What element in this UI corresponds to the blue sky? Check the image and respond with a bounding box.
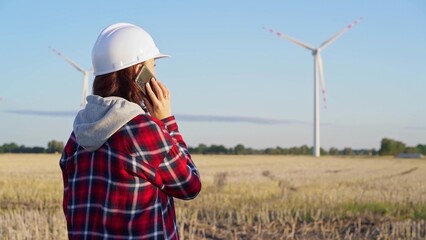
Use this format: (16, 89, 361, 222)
(0, 0, 425, 150)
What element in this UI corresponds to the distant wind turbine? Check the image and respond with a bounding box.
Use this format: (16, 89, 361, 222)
(50, 47, 91, 107)
(264, 18, 362, 157)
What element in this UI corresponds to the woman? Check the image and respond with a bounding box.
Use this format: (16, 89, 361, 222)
(59, 23, 201, 240)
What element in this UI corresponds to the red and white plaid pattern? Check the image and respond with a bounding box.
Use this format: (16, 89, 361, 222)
(60, 115, 201, 239)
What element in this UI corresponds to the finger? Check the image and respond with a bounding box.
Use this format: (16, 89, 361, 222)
(150, 78, 164, 99)
(155, 80, 169, 98)
(146, 82, 159, 104)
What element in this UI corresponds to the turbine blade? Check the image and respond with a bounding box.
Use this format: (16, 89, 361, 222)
(316, 53, 327, 109)
(50, 46, 87, 73)
(80, 74, 90, 107)
(263, 27, 315, 51)
(318, 17, 362, 50)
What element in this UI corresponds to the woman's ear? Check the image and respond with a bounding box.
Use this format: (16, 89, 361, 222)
(134, 63, 143, 75)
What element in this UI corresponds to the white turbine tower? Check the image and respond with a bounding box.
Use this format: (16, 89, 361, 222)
(50, 47, 91, 107)
(264, 18, 362, 157)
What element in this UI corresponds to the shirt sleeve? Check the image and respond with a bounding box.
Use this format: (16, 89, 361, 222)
(128, 115, 201, 200)
(59, 134, 77, 217)
(59, 151, 69, 216)
(159, 116, 201, 199)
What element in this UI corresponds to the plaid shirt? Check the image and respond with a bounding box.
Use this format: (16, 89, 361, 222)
(60, 115, 201, 240)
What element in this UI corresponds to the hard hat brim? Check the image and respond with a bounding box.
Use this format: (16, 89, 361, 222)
(153, 54, 170, 60)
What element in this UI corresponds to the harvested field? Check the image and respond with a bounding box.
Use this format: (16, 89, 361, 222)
(0, 154, 425, 239)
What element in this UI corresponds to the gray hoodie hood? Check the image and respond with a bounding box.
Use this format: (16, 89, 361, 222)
(73, 95, 145, 152)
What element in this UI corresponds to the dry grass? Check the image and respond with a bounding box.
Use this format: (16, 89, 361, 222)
(0, 154, 425, 239)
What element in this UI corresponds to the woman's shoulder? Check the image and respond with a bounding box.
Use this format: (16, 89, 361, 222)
(109, 114, 172, 153)
(126, 114, 166, 129)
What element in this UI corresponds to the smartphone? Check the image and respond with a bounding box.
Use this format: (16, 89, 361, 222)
(135, 65, 155, 96)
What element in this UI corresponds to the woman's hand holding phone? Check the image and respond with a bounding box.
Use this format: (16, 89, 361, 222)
(143, 78, 172, 120)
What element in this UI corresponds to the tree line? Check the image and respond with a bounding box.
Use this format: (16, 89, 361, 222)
(0, 140, 64, 154)
(189, 138, 426, 156)
(0, 138, 424, 156)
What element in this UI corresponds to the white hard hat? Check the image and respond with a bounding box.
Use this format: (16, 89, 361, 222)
(92, 23, 169, 76)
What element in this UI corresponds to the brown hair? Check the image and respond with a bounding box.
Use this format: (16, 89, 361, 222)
(93, 64, 144, 104)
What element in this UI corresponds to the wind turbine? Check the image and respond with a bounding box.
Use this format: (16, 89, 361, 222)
(264, 18, 362, 157)
(50, 47, 91, 107)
